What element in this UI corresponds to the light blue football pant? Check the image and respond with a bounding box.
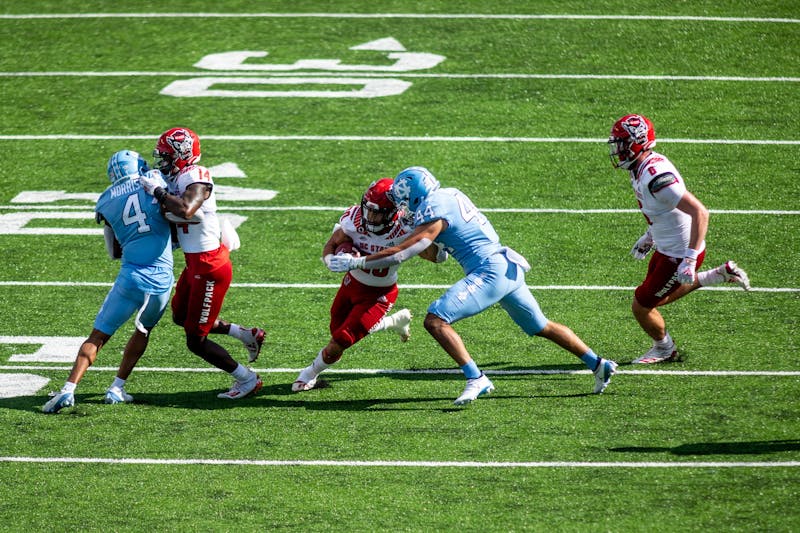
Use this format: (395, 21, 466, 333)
(94, 276, 171, 336)
(427, 251, 548, 335)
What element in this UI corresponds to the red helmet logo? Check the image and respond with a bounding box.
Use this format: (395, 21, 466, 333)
(608, 114, 656, 169)
(154, 127, 201, 176)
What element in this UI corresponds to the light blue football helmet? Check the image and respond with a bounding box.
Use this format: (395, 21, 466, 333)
(390, 166, 440, 212)
(107, 149, 149, 183)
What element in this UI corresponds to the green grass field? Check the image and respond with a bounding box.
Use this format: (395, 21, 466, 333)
(1, 2, 799, 531)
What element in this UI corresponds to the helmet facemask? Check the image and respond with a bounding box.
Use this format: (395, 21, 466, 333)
(361, 178, 398, 235)
(153, 127, 201, 177)
(608, 115, 656, 170)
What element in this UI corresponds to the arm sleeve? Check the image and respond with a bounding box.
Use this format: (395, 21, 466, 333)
(103, 225, 121, 259)
(362, 238, 432, 269)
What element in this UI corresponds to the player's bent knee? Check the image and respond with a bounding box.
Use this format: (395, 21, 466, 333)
(331, 330, 355, 350)
(186, 335, 206, 355)
(423, 313, 447, 334)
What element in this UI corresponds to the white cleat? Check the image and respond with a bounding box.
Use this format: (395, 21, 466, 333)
(291, 366, 319, 392)
(218, 373, 262, 399)
(242, 327, 266, 363)
(453, 373, 495, 406)
(632, 343, 679, 364)
(593, 358, 618, 394)
(104, 386, 134, 404)
(42, 391, 75, 414)
(391, 309, 413, 342)
(722, 261, 751, 291)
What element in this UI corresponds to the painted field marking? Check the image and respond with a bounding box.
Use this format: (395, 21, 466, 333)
(1, 72, 797, 83)
(0, 281, 795, 292)
(0, 14, 797, 23)
(3, 365, 799, 377)
(0, 134, 798, 145)
(0, 456, 797, 468)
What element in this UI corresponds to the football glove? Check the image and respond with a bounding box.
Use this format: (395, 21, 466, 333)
(327, 253, 366, 273)
(138, 172, 162, 196)
(322, 254, 334, 269)
(631, 230, 654, 260)
(676, 257, 697, 285)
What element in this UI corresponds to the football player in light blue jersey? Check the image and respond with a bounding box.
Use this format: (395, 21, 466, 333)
(43, 150, 174, 413)
(328, 166, 617, 405)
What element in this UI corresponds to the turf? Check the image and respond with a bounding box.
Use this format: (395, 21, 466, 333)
(0, 2, 798, 531)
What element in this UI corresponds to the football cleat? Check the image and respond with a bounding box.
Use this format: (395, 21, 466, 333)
(593, 359, 618, 394)
(453, 373, 494, 406)
(104, 386, 134, 404)
(291, 377, 318, 392)
(217, 373, 262, 400)
(722, 261, 751, 291)
(292, 366, 319, 392)
(632, 343, 679, 364)
(391, 309, 413, 342)
(42, 391, 75, 414)
(242, 327, 266, 363)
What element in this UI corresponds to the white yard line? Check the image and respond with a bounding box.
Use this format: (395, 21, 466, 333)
(3, 365, 799, 376)
(0, 281, 795, 292)
(0, 134, 798, 144)
(0, 13, 797, 23)
(1, 72, 797, 83)
(0, 456, 797, 468)
(3, 205, 798, 215)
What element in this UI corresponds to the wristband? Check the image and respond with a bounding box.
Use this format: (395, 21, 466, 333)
(684, 248, 700, 260)
(154, 187, 168, 203)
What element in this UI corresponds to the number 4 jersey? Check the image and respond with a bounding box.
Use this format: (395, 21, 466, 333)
(94, 172, 173, 292)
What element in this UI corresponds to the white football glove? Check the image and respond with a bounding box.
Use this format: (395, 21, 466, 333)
(327, 253, 366, 273)
(676, 257, 697, 285)
(322, 254, 334, 269)
(138, 172, 162, 196)
(630, 230, 654, 260)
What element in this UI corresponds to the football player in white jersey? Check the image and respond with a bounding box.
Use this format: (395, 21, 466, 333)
(609, 114, 751, 363)
(292, 178, 437, 392)
(140, 127, 265, 399)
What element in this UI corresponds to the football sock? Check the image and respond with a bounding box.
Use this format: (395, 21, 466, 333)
(655, 332, 674, 350)
(579, 351, 601, 370)
(62, 381, 77, 393)
(370, 316, 391, 333)
(110, 377, 126, 390)
(228, 323, 242, 339)
(460, 360, 482, 380)
(311, 350, 331, 374)
(231, 364, 251, 381)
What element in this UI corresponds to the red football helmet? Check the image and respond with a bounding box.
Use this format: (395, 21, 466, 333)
(153, 127, 201, 177)
(608, 114, 656, 169)
(361, 178, 398, 235)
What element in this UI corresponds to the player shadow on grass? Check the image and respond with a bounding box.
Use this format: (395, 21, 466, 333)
(609, 440, 800, 456)
(1, 385, 465, 413)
